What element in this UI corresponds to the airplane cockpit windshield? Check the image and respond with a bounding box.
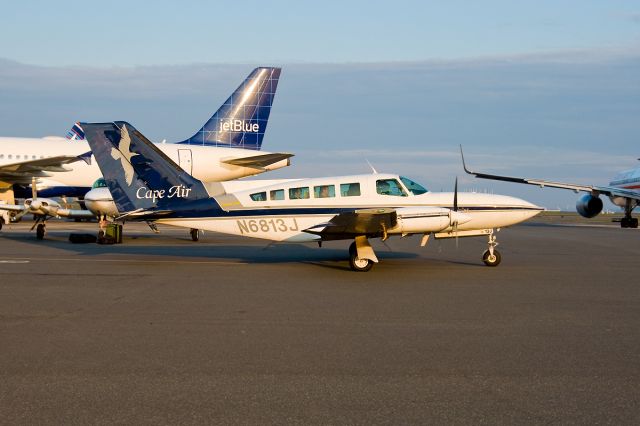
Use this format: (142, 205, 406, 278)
(376, 179, 407, 196)
(92, 178, 108, 189)
(400, 176, 428, 195)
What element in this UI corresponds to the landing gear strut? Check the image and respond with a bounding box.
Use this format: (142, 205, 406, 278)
(36, 223, 46, 240)
(349, 241, 374, 272)
(482, 231, 501, 267)
(620, 200, 639, 228)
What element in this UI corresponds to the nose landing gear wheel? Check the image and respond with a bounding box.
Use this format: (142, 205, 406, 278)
(348, 241, 374, 272)
(36, 223, 46, 240)
(482, 249, 501, 267)
(190, 228, 199, 241)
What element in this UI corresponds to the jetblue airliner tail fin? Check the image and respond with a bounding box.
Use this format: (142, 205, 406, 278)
(176, 67, 281, 150)
(82, 121, 214, 214)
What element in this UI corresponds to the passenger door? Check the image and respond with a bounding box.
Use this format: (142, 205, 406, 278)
(177, 149, 193, 175)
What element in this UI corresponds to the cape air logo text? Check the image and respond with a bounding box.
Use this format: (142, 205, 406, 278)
(136, 185, 192, 203)
(219, 119, 259, 133)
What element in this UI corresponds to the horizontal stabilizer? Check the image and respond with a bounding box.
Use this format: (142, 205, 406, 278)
(222, 152, 293, 168)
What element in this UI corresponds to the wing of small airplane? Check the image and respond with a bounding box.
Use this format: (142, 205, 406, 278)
(0, 154, 90, 184)
(460, 147, 640, 201)
(221, 152, 293, 169)
(303, 208, 398, 239)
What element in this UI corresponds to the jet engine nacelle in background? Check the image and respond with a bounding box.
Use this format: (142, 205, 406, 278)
(576, 194, 603, 218)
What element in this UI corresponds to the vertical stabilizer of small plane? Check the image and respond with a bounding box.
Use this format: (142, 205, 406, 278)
(65, 122, 85, 141)
(176, 67, 281, 150)
(82, 121, 215, 214)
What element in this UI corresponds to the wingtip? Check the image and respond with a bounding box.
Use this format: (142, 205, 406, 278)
(459, 145, 472, 174)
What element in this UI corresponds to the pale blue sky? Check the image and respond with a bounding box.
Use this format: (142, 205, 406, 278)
(1, 1, 639, 66)
(1, 1, 640, 210)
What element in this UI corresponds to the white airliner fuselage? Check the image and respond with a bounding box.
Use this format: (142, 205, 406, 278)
(0, 136, 290, 194)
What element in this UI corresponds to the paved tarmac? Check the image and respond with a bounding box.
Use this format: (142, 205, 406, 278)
(1, 220, 639, 425)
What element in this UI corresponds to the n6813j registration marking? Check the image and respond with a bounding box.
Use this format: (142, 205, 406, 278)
(237, 218, 299, 234)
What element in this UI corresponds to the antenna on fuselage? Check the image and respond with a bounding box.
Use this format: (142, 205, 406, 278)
(365, 159, 378, 174)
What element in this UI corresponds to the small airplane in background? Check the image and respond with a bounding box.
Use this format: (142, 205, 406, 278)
(460, 147, 640, 228)
(0, 178, 93, 238)
(82, 121, 542, 271)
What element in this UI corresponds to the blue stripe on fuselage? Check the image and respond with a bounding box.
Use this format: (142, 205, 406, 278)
(13, 185, 91, 199)
(140, 204, 541, 220)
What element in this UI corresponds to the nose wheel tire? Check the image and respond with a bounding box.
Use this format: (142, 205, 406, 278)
(36, 223, 46, 240)
(190, 228, 199, 241)
(349, 242, 374, 272)
(482, 249, 501, 267)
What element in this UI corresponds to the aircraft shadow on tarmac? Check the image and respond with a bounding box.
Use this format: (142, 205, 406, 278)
(0, 230, 421, 269)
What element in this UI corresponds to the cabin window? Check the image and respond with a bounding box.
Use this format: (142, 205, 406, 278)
(314, 185, 335, 198)
(0, 154, 3, 159)
(32, 155, 36, 159)
(289, 187, 310, 199)
(340, 183, 361, 197)
(250, 191, 267, 201)
(376, 179, 407, 196)
(400, 176, 428, 195)
(270, 189, 284, 200)
(8, 155, 12, 159)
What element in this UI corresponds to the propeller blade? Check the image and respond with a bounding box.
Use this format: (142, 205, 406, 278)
(31, 177, 37, 199)
(453, 177, 458, 212)
(453, 177, 459, 247)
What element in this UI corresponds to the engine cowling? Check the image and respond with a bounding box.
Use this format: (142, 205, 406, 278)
(576, 194, 603, 218)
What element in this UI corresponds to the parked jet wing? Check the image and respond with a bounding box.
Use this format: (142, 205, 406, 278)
(0, 154, 89, 184)
(461, 147, 640, 201)
(222, 152, 293, 169)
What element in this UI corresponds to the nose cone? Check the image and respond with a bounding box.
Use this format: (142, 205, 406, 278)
(84, 188, 118, 217)
(455, 193, 543, 230)
(29, 199, 42, 212)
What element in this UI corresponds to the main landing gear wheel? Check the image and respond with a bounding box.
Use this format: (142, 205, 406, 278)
(190, 228, 199, 241)
(482, 249, 501, 267)
(621, 217, 639, 228)
(348, 242, 373, 272)
(36, 223, 46, 240)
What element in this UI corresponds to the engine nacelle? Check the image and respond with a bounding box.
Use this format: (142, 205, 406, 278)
(576, 194, 603, 218)
(395, 207, 471, 234)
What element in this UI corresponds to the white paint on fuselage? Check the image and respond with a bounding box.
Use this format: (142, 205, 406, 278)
(0, 136, 289, 190)
(157, 173, 543, 243)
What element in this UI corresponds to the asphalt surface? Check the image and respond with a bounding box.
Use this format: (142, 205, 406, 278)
(1, 220, 639, 425)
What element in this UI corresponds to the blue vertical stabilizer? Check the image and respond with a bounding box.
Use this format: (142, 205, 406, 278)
(176, 67, 281, 150)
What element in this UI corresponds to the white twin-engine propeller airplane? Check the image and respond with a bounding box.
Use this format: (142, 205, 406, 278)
(461, 147, 640, 228)
(0, 177, 94, 237)
(83, 121, 542, 271)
